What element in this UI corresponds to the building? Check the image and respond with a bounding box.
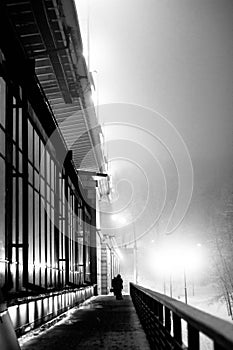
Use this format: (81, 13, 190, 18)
(0, 0, 119, 337)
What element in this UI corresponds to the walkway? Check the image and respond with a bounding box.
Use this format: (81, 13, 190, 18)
(19, 295, 150, 350)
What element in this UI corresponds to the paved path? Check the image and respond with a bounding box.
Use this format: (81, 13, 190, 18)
(20, 295, 150, 350)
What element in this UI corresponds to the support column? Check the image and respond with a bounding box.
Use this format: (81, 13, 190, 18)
(100, 241, 108, 295)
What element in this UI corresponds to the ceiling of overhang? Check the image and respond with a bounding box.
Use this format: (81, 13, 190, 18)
(6, 0, 104, 172)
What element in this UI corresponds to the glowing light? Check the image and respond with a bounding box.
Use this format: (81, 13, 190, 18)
(82, 49, 89, 65)
(28, 302, 35, 324)
(90, 89, 97, 106)
(111, 214, 127, 225)
(111, 214, 118, 221)
(24, 326, 32, 333)
(37, 263, 47, 270)
(115, 248, 123, 260)
(8, 305, 19, 327)
(150, 241, 206, 277)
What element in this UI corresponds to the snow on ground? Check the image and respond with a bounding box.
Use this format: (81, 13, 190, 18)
(142, 281, 233, 349)
(176, 284, 233, 350)
(141, 280, 232, 321)
(177, 284, 232, 322)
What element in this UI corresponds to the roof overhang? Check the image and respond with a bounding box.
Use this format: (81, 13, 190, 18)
(5, 0, 105, 173)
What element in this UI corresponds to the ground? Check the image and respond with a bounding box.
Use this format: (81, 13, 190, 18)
(19, 295, 150, 350)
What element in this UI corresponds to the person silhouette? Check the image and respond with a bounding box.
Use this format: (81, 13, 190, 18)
(114, 274, 123, 300)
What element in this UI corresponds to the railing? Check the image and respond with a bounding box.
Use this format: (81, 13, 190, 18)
(130, 283, 233, 350)
(7, 285, 94, 337)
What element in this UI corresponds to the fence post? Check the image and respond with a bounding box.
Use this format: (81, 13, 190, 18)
(214, 343, 226, 350)
(188, 324, 199, 350)
(173, 313, 182, 345)
(165, 307, 171, 333)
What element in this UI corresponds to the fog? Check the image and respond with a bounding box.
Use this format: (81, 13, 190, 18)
(77, 0, 233, 302)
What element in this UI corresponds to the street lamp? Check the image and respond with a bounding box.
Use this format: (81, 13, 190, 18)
(152, 241, 205, 303)
(184, 267, 188, 304)
(133, 221, 138, 284)
(169, 273, 173, 298)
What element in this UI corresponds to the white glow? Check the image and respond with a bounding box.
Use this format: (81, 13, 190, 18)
(111, 214, 118, 221)
(111, 214, 127, 225)
(115, 248, 123, 260)
(37, 263, 47, 270)
(82, 49, 89, 66)
(90, 89, 97, 105)
(150, 241, 206, 277)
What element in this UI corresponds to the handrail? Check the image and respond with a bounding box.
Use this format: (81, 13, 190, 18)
(130, 283, 233, 350)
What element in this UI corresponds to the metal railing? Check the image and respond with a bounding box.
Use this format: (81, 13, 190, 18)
(7, 285, 94, 337)
(130, 283, 233, 350)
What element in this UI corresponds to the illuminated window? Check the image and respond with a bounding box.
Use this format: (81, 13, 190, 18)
(0, 69, 95, 294)
(0, 77, 6, 286)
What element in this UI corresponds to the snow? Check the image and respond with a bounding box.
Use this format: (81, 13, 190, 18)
(176, 284, 233, 350)
(143, 281, 233, 349)
(177, 284, 232, 322)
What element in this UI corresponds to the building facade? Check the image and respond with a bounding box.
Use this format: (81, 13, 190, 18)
(0, 0, 119, 337)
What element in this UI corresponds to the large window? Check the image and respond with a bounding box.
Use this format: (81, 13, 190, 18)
(84, 208, 91, 282)
(58, 171, 66, 286)
(0, 77, 6, 288)
(11, 92, 24, 291)
(0, 69, 93, 295)
(27, 117, 58, 289)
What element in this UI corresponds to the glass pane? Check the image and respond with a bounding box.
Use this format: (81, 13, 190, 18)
(18, 248, 23, 290)
(40, 198, 45, 266)
(0, 77, 6, 127)
(47, 203, 51, 268)
(46, 151, 50, 185)
(85, 246, 90, 274)
(34, 131, 39, 170)
(18, 108, 22, 150)
(28, 186, 34, 283)
(12, 144, 16, 169)
(18, 178, 23, 243)
(28, 163, 33, 184)
(51, 160, 54, 191)
(35, 171, 39, 191)
(40, 141, 45, 178)
(34, 192, 40, 268)
(28, 120, 33, 162)
(78, 238, 83, 265)
(12, 248, 17, 292)
(12, 98, 16, 142)
(51, 190, 54, 208)
(40, 177, 45, 197)
(47, 185, 50, 203)
(18, 151, 23, 173)
(0, 128, 5, 156)
(51, 208, 55, 285)
(12, 178, 16, 244)
(0, 158, 5, 261)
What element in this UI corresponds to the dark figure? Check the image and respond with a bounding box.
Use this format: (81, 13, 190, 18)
(114, 274, 123, 300)
(111, 277, 117, 296)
